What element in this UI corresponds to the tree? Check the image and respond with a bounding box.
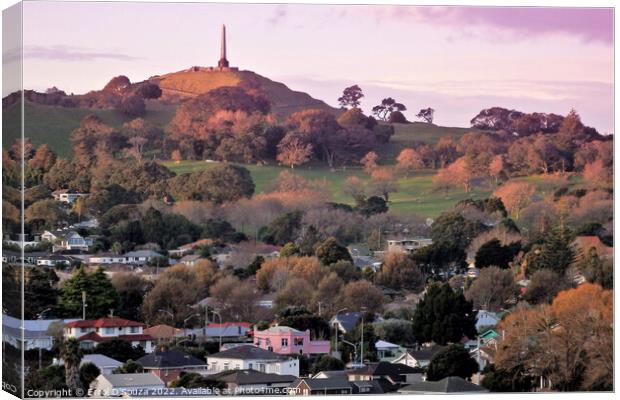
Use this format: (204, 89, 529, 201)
(427, 344, 479, 381)
(583, 159, 612, 189)
(111, 273, 152, 321)
(24, 268, 59, 319)
(61, 338, 83, 393)
(412, 283, 477, 345)
(311, 355, 345, 374)
(25, 199, 65, 230)
(276, 136, 313, 169)
(136, 83, 162, 99)
(375, 252, 424, 291)
(493, 182, 535, 220)
(274, 278, 314, 311)
(259, 211, 303, 246)
(474, 239, 519, 269)
(58, 266, 120, 319)
(355, 196, 388, 217)
(95, 340, 146, 363)
(202, 164, 255, 204)
(360, 151, 379, 173)
(113, 359, 143, 374)
(372, 97, 406, 122)
(338, 85, 364, 109)
(369, 168, 397, 201)
(523, 269, 566, 305)
(579, 247, 612, 290)
(416, 107, 435, 124)
(465, 267, 516, 311)
(28, 144, 57, 172)
(171, 149, 182, 163)
(433, 157, 475, 192)
(209, 275, 258, 321)
(278, 306, 331, 339)
(342, 280, 384, 314)
(489, 155, 505, 185)
(526, 224, 575, 276)
(79, 362, 101, 390)
(314, 273, 344, 316)
(396, 148, 424, 176)
(315, 237, 353, 266)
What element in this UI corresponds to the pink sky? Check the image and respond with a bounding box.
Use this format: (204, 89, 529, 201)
(4, 2, 614, 132)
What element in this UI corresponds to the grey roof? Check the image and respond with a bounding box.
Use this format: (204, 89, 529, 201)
(208, 345, 290, 361)
(82, 354, 123, 369)
(350, 380, 385, 394)
(331, 312, 363, 332)
(138, 349, 206, 369)
(123, 250, 162, 258)
(312, 370, 348, 379)
(410, 345, 442, 361)
(211, 369, 296, 385)
(399, 377, 488, 393)
(291, 377, 353, 391)
(2, 314, 80, 339)
(102, 373, 165, 388)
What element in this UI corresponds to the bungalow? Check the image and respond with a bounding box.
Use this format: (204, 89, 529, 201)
(42, 230, 95, 252)
(88, 254, 129, 265)
(89, 373, 165, 397)
(2, 250, 49, 265)
(253, 326, 330, 356)
(137, 349, 207, 385)
(386, 238, 433, 254)
(64, 317, 156, 353)
(168, 239, 213, 257)
(36, 254, 74, 267)
(206, 345, 300, 377)
(52, 189, 88, 204)
(176, 322, 252, 344)
(398, 376, 488, 394)
(210, 369, 296, 395)
(122, 250, 163, 265)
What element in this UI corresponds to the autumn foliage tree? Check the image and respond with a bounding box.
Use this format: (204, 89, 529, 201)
(276, 135, 313, 169)
(396, 148, 424, 176)
(493, 182, 535, 220)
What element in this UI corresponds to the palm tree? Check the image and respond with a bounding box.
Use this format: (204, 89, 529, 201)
(61, 338, 83, 392)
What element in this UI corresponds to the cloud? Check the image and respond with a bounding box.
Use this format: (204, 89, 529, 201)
(371, 6, 613, 44)
(3, 45, 139, 63)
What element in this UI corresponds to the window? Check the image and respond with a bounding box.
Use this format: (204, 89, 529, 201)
(259, 364, 266, 373)
(130, 327, 140, 333)
(294, 337, 304, 346)
(281, 338, 288, 347)
(248, 363, 253, 370)
(103, 327, 115, 334)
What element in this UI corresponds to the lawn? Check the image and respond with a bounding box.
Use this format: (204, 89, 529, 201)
(162, 160, 491, 218)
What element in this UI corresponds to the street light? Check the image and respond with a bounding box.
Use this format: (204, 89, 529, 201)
(183, 314, 201, 341)
(333, 308, 348, 357)
(360, 307, 367, 365)
(340, 339, 357, 367)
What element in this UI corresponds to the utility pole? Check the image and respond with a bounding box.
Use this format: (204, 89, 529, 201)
(360, 307, 367, 365)
(317, 302, 322, 317)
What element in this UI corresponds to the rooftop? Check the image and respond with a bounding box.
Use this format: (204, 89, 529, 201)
(101, 373, 165, 388)
(208, 345, 290, 361)
(138, 349, 206, 369)
(211, 369, 296, 385)
(65, 317, 143, 328)
(399, 376, 488, 393)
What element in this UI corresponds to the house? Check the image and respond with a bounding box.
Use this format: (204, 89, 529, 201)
(2, 250, 49, 265)
(288, 377, 353, 395)
(375, 340, 405, 360)
(88, 254, 130, 265)
(346, 361, 423, 390)
(386, 238, 433, 254)
(398, 376, 488, 394)
(210, 369, 296, 395)
(476, 310, 500, 331)
(122, 250, 164, 265)
(137, 349, 207, 385)
(2, 314, 79, 350)
(144, 324, 182, 342)
(206, 345, 299, 377)
(179, 254, 205, 267)
(390, 351, 419, 368)
(177, 322, 252, 344)
(89, 373, 165, 397)
(64, 317, 156, 353)
(36, 254, 74, 267)
(56, 354, 123, 375)
(41, 230, 95, 252)
(400, 345, 442, 368)
(311, 370, 348, 379)
(329, 312, 363, 334)
(253, 326, 330, 356)
(168, 239, 213, 257)
(478, 329, 500, 347)
(52, 189, 88, 204)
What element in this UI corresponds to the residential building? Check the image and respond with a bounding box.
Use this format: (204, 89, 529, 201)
(346, 361, 423, 391)
(52, 189, 89, 204)
(41, 230, 95, 252)
(210, 369, 296, 395)
(36, 254, 74, 267)
(398, 376, 488, 394)
(64, 317, 156, 353)
(288, 378, 384, 395)
(476, 310, 500, 331)
(329, 312, 363, 334)
(168, 239, 213, 257)
(88, 254, 129, 265)
(399, 345, 442, 368)
(206, 345, 300, 377)
(137, 349, 207, 385)
(375, 340, 405, 361)
(2, 250, 49, 265)
(88, 250, 164, 266)
(253, 326, 330, 356)
(2, 314, 80, 350)
(470, 344, 497, 371)
(89, 373, 165, 397)
(144, 324, 182, 342)
(56, 354, 123, 375)
(179, 254, 205, 267)
(391, 351, 419, 368)
(386, 238, 433, 254)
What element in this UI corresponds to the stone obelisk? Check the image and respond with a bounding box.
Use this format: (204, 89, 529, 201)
(218, 24, 229, 69)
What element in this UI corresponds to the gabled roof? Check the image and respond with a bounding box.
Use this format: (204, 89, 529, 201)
(409, 345, 442, 361)
(211, 369, 296, 385)
(208, 345, 289, 361)
(330, 312, 363, 332)
(347, 361, 420, 380)
(350, 380, 385, 394)
(81, 354, 123, 369)
(291, 377, 352, 391)
(65, 317, 143, 328)
(375, 340, 399, 349)
(257, 326, 303, 334)
(311, 370, 348, 379)
(143, 324, 181, 339)
(138, 349, 205, 369)
(100, 373, 165, 388)
(399, 376, 488, 393)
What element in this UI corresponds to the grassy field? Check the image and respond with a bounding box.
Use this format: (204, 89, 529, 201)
(2, 101, 176, 158)
(162, 160, 491, 217)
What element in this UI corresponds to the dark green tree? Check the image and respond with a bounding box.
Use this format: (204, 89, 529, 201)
(527, 224, 575, 276)
(113, 359, 143, 374)
(310, 355, 345, 374)
(475, 239, 520, 269)
(426, 344, 479, 381)
(412, 283, 477, 345)
(355, 196, 388, 217)
(480, 365, 535, 392)
(259, 211, 303, 246)
(278, 307, 330, 340)
(79, 362, 101, 390)
(95, 340, 146, 363)
(24, 268, 59, 319)
(87, 267, 121, 318)
(246, 256, 264, 276)
(315, 237, 353, 266)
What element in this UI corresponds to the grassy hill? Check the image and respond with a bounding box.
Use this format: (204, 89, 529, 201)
(162, 160, 491, 217)
(2, 101, 176, 158)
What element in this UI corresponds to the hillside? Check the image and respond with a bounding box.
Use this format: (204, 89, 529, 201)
(149, 68, 338, 117)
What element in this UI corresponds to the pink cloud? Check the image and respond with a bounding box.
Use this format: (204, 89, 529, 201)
(381, 6, 613, 44)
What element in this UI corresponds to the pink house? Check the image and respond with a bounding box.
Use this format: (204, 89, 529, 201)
(253, 326, 330, 356)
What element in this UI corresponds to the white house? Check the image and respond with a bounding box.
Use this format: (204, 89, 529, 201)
(52, 190, 89, 204)
(64, 317, 156, 353)
(89, 373, 165, 397)
(206, 345, 300, 377)
(88, 250, 164, 266)
(55, 354, 123, 375)
(37, 254, 74, 267)
(2, 314, 80, 351)
(475, 310, 500, 331)
(41, 230, 95, 252)
(88, 254, 128, 265)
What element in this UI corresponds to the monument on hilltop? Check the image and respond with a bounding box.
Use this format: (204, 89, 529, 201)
(193, 24, 237, 72)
